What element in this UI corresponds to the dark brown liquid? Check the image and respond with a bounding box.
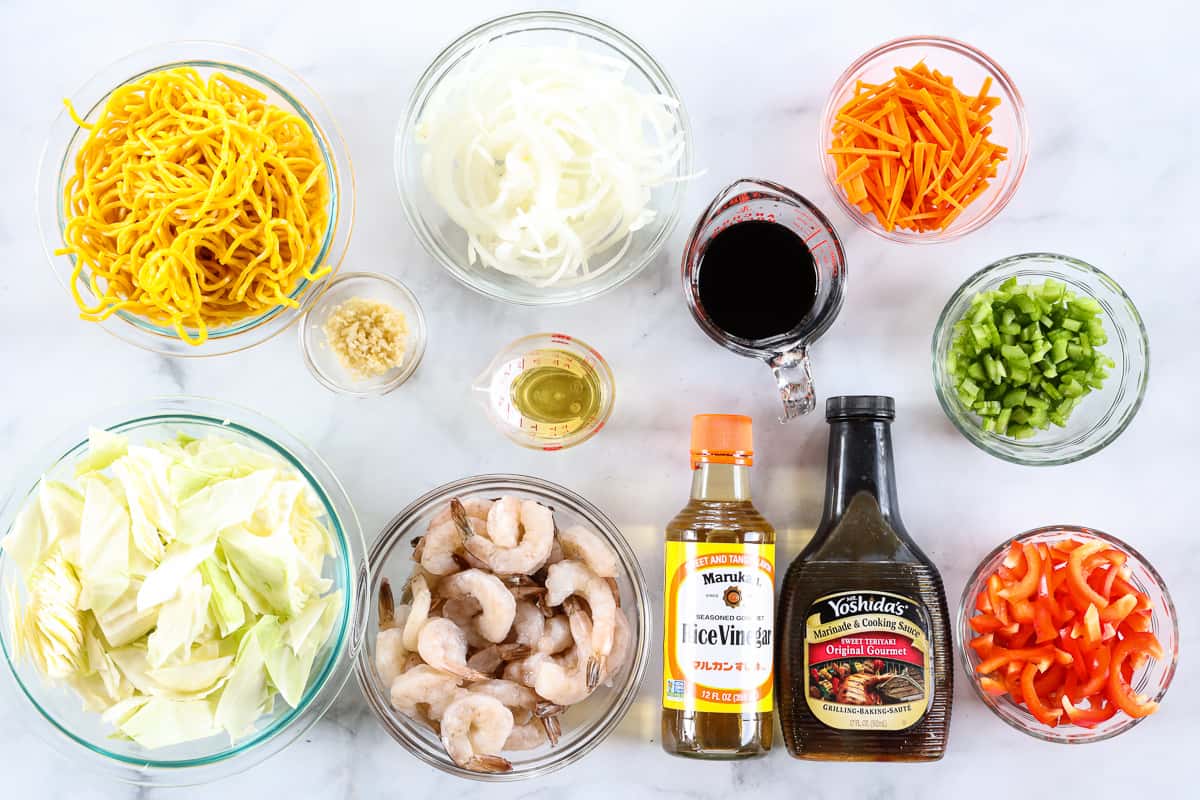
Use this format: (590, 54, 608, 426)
(697, 221, 817, 342)
(777, 410, 952, 762)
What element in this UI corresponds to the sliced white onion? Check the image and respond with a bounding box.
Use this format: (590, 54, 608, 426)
(417, 42, 687, 288)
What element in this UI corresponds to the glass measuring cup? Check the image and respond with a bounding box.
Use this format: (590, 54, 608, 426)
(682, 179, 847, 420)
(472, 333, 615, 451)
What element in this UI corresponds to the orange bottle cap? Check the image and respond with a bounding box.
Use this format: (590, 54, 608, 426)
(690, 414, 753, 469)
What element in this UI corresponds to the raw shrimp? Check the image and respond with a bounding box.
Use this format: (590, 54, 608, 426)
(463, 499, 554, 575)
(402, 574, 433, 651)
(505, 721, 548, 751)
(563, 596, 603, 689)
(389, 665, 465, 721)
(603, 608, 633, 686)
(441, 595, 490, 650)
(440, 694, 513, 773)
(469, 678, 538, 724)
(429, 497, 493, 529)
(467, 642, 531, 676)
(512, 600, 545, 649)
(422, 515, 488, 576)
(533, 648, 594, 706)
(375, 609, 413, 688)
(418, 617, 489, 682)
(558, 524, 619, 578)
(545, 560, 616, 661)
(538, 614, 573, 655)
(502, 652, 547, 688)
(486, 496, 523, 548)
(437, 569, 516, 643)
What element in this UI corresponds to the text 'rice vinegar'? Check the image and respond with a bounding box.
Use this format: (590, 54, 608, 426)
(661, 414, 774, 759)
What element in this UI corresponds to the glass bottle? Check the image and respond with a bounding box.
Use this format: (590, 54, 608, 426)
(661, 414, 775, 759)
(777, 396, 952, 761)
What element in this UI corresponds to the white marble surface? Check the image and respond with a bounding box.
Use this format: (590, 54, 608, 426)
(1, 0, 1196, 796)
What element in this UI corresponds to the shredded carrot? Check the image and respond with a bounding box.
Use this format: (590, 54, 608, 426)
(828, 60, 1007, 233)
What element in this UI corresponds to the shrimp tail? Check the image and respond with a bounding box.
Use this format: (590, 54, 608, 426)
(586, 656, 603, 690)
(535, 701, 564, 746)
(379, 578, 396, 628)
(468, 754, 513, 773)
(450, 498, 476, 541)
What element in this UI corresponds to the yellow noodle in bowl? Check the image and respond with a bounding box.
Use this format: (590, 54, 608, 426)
(58, 66, 331, 345)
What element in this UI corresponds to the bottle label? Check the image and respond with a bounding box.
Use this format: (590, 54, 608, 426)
(802, 590, 932, 731)
(662, 541, 775, 713)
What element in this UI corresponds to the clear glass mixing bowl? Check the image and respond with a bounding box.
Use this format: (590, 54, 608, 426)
(396, 11, 693, 305)
(36, 42, 355, 357)
(0, 397, 369, 786)
(355, 474, 650, 781)
(932, 253, 1149, 465)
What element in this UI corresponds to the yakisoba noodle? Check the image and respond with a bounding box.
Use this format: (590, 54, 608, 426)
(60, 67, 331, 345)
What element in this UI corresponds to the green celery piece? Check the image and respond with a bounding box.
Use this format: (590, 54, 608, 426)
(995, 407, 1013, 435)
(1003, 389, 1028, 408)
(1010, 425, 1036, 439)
(1025, 395, 1049, 410)
(1062, 317, 1083, 332)
(967, 361, 986, 382)
(982, 417, 996, 433)
(1011, 407, 1031, 425)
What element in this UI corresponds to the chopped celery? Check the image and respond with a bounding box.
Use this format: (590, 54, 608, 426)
(945, 276, 1113, 441)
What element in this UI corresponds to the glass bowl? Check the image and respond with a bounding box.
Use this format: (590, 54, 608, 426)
(471, 333, 616, 451)
(819, 35, 1028, 243)
(957, 525, 1178, 743)
(0, 397, 369, 786)
(299, 272, 428, 397)
(36, 41, 356, 357)
(396, 11, 693, 305)
(355, 474, 650, 781)
(932, 253, 1149, 465)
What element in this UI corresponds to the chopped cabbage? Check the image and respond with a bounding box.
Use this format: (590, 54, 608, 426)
(0, 430, 341, 749)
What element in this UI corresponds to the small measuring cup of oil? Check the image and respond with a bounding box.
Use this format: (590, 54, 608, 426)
(472, 333, 615, 451)
(682, 178, 847, 421)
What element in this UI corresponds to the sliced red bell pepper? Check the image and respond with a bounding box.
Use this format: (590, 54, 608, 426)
(1033, 662, 1067, 696)
(999, 543, 1041, 602)
(975, 589, 993, 614)
(1067, 541, 1110, 610)
(1107, 632, 1163, 719)
(1100, 594, 1138, 626)
(969, 614, 1007, 634)
(969, 633, 995, 658)
(1021, 662, 1062, 726)
(1078, 644, 1111, 696)
(1058, 634, 1089, 681)
(1062, 696, 1118, 728)
(1009, 598, 1035, 624)
(1033, 600, 1057, 643)
(979, 675, 1007, 695)
(1082, 604, 1103, 649)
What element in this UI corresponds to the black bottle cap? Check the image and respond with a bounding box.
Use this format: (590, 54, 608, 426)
(825, 395, 896, 421)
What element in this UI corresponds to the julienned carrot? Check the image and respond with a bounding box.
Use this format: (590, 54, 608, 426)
(828, 60, 1007, 233)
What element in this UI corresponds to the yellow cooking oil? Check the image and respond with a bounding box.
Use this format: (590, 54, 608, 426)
(508, 349, 602, 436)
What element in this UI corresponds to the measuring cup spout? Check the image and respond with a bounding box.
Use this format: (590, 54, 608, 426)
(769, 343, 816, 421)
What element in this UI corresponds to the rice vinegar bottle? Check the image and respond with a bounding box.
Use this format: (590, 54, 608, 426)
(777, 396, 952, 761)
(661, 414, 775, 759)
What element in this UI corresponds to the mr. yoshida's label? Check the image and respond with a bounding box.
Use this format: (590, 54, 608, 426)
(803, 590, 932, 731)
(662, 542, 774, 713)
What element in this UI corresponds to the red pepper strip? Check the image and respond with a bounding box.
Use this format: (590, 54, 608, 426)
(987, 574, 1009, 624)
(1052, 538, 1084, 555)
(969, 614, 1007, 634)
(1121, 610, 1152, 635)
(1084, 549, 1127, 571)
(1082, 604, 1103, 649)
(1101, 566, 1119, 598)
(1068, 542, 1110, 610)
(1078, 644, 1111, 696)
(1087, 565, 1111, 596)
(979, 675, 1006, 695)
(1033, 662, 1067, 695)
(1061, 672, 1086, 704)
(975, 589, 993, 614)
(1061, 696, 1118, 728)
(977, 645, 1063, 675)
(1059, 635, 1089, 681)
(1009, 599, 1035, 624)
(1004, 627, 1034, 649)
(1100, 594, 1137, 626)
(1021, 662, 1062, 726)
(1033, 600, 1058, 643)
(969, 633, 995, 658)
(1002, 541, 1025, 571)
(1107, 632, 1163, 718)
(999, 543, 1041, 602)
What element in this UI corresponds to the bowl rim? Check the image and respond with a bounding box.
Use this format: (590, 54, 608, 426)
(818, 34, 1030, 243)
(394, 10, 693, 306)
(353, 473, 651, 781)
(35, 40, 356, 358)
(0, 395, 369, 785)
(931, 252, 1150, 466)
(956, 525, 1179, 743)
(298, 271, 429, 397)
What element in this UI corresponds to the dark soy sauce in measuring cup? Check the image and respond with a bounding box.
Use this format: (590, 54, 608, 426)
(696, 221, 818, 342)
(683, 179, 847, 420)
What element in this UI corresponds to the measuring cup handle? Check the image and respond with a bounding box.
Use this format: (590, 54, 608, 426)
(769, 346, 816, 421)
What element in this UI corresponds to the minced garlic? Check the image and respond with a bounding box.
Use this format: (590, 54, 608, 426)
(323, 297, 408, 379)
